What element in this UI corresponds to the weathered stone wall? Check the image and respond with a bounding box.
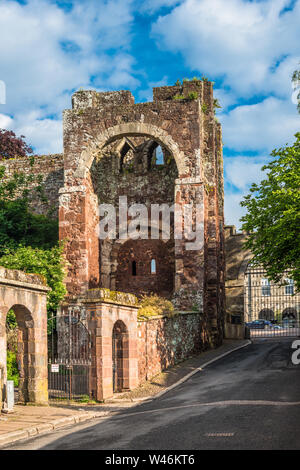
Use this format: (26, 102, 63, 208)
(62, 293, 210, 399)
(137, 312, 209, 384)
(0, 267, 49, 406)
(224, 225, 251, 322)
(0, 154, 64, 216)
(60, 81, 225, 345)
(115, 239, 175, 298)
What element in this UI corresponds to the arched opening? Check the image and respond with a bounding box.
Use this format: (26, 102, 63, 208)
(132, 260, 137, 276)
(5, 305, 34, 403)
(154, 145, 164, 165)
(282, 308, 297, 326)
(258, 308, 275, 321)
(112, 320, 129, 393)
(151, 259, 156, 274)
(147, 142, 166, 170)
(119, 142, 134, 173)
(282, 307, 297, 319)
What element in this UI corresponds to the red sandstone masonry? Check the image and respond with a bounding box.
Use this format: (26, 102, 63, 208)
(137, 312, 209, 384)
(61, 82, 224, 331)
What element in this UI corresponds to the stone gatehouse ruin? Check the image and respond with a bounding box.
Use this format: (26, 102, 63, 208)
(1, 80, 226, 401)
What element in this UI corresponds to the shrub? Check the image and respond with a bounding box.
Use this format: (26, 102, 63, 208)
(6, 350, 19, 387)
(0, 244, 66, 316)
(138, 294, 175, 319)
(188, 91, 198, 100)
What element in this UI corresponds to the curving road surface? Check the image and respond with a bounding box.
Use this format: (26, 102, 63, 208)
(5, 337, 300, 450)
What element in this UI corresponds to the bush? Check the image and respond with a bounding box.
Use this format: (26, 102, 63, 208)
(0, 244, 66, 316)
(6, 350, 19, 387)
(138, 294, 175, 319)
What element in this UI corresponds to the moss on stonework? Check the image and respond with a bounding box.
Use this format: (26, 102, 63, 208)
(87, 287, 139, 306)
(138, 294, 175, 320)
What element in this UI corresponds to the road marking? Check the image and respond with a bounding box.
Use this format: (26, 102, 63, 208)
(205, 433, 235, 437)
(105, 399, 300, 420)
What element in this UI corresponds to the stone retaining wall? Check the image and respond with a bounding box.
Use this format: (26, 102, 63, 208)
(137, 312, 209, 384)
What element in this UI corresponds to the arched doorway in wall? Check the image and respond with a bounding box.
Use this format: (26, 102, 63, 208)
(112, 320, 129, 393)
(282, 307, 297, 320)
(282, 307, 297, 327)
(90, 133, 178, 293)
(258, 308, 275, 321)
(5, 305, 34, 403)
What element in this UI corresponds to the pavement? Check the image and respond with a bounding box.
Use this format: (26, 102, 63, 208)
(0, 338, 249, 448)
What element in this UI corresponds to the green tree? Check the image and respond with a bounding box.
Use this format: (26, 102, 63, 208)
(0, 162, 66, 315)
(0, 245, 66, 316)
(241, 133, 300, 290)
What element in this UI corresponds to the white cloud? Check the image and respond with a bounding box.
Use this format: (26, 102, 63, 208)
(223, 154, 267, 228)
(0, 0, 137, 153)
(224, 155, 267, 191)
(139, 0, 181, 14)
(0, 113, 13, 129)
(152, 0, 300, 97)
(220, 96, 300, 152)
(138, 75, 169, 101)
(151, 0, 300, 227)
(224, 192, 246, 230)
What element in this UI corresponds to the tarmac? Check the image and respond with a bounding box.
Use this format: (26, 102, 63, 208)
(0, 338, 250, 448)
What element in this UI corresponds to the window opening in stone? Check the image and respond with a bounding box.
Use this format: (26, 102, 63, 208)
(151, 259, 156, 274)
(132, 261, 137, 276)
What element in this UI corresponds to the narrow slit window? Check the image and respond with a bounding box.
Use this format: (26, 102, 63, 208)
(132, 261, 137, 276)
(155, 146, 164, 165)
(151, 259, 156, 274)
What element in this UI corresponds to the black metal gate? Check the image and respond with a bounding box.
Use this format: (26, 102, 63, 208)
(244, 265, 300, 338)
(112, 329, 123, 393)
(48, 314, 91, 402)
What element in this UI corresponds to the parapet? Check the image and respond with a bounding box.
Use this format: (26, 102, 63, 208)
(0, 267, 48, 288)
(72, 90, 135, 110)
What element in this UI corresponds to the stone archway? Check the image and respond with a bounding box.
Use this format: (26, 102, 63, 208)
(258, 308, 275, 321)
(74, 122, 189, 180)
(282, 308, 297, 320)
(0, 268, 49, 406)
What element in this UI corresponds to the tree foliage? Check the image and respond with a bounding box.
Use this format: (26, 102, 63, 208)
(241, 133, 300, 290)
(0, 164, 58, 252)
(0, 128, 33, 160)
(0, 158, 66, 316)
(0, 245, 66, 316)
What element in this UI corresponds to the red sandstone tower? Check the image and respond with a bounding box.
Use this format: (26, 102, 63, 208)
(59, 81, 225, 399)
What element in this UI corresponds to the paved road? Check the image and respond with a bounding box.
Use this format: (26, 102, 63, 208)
(5, 338, 300, 450)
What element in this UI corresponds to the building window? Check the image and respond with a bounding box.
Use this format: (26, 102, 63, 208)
(261, 278, 270, 296)
(151, 259, 156, 274)
(154, 146, 164, 165)
(285, 278, 294, 295)
(132, 261, 137, 276)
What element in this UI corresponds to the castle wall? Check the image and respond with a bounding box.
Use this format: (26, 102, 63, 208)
(60, 81, 225, 345)
(0, 154, 64, 217)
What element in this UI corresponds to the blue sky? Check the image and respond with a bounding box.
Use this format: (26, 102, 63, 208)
(0, 0, 299, 228)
